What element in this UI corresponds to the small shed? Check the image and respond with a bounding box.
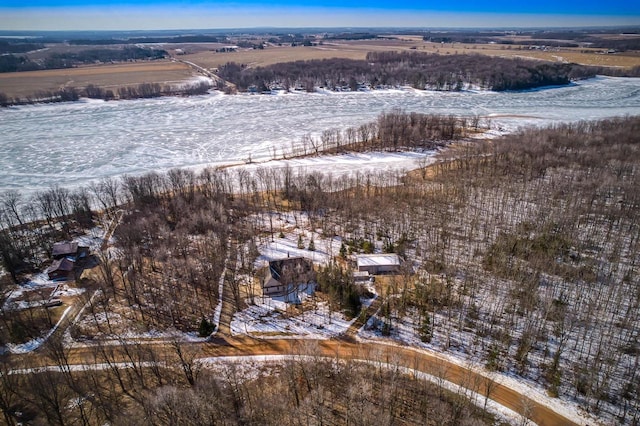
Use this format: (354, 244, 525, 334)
(46, 258, 76, 281)
(356, 254, 401, 275)
(263, 257, 315, 296)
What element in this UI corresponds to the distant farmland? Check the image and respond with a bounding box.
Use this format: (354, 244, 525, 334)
(0, 60, 195, 99)
(181, 38, 640, 70)
(1, 32, 639, 101)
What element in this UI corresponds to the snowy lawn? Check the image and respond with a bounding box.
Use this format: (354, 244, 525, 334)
(231, 299, 351, 339)
(231, 281, 376, 339)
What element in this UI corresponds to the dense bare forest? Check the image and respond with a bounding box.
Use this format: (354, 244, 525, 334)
(218, 52, 631, 92)
(332, 117, 640, 422)
(0, 115, 639, 423)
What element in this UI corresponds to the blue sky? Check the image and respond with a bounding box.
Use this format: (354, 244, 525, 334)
(0, 0, 638, 30)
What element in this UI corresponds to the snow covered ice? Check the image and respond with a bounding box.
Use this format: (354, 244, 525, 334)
(1, 76, 639, 196)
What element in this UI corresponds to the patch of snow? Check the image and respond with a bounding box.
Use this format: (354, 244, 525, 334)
(52, 284, 86, 298)
(231, 282, 375, 339)
(74, 226, 105, 251)
(231, 297, 352, 339)
(232, 151, 435, 182)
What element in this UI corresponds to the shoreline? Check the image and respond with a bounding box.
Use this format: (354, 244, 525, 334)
(0, 74, 608, 108)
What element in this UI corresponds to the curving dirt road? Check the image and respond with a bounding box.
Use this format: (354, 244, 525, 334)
(17, 335, 580, 426)
(203, 337, 579, 426)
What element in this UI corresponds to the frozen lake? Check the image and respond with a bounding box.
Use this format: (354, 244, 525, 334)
(1, 76, 639, 195)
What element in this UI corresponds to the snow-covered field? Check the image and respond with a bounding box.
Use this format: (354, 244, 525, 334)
(1, 76, 639, 195)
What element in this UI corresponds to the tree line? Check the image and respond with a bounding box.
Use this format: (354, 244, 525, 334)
(0, 46, 167, 73)
(278, 111, 475, 160)
(0, 80, 212, 107)
(0, 40, 45, 54)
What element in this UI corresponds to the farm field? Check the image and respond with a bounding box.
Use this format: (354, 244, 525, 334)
(0, 60, 195, 99)
(182, 38, 640, 70)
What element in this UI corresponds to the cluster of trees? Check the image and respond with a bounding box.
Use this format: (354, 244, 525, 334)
(316, 262, 362, 318)
(0, 47, 166, 73)
(366, 51, 595, 91)
(279, 111, 472, 160)
(375, 110, 471, 147)
(0, 87, 80, 107)
(422, 30, 512, 44)
(0, 55, 41, 73)
(265, 32, 319, 45)
(45, 47, 167, 68)
(218, 52, 600, 92)
(97, 170, 233, 334)
(325, 32, 379, 40)
(0, 343, 496, 425)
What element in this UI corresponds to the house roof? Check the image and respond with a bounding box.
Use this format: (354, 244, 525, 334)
(52, 241, 78, 257)
(47, 258, 75, 274)
(266, 257, 314, 287)
(268, 256, 311, 277)
(356, 254, 401, 268)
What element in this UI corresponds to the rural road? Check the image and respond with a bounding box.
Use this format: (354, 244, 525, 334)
(172, 58, 234, 90)
(16, 335, 580, 426)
